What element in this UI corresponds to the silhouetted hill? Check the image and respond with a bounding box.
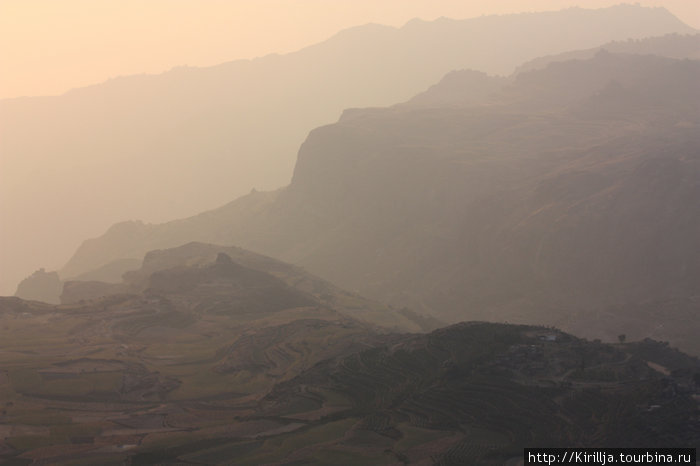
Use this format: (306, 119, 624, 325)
(515, 32, 700, 74)
(1, 4, 694, 295)
(404, 69, 507, 107)
(62, 242, 431, 332)
(14, 268, 62, 304)
(60, 52, 700, 355)
(504, 51, 700, 113)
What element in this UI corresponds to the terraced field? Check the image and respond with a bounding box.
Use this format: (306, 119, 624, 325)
(0, 249, 404, 464)
(1, 247, 698, 464)
(120, 324, 699, 465)
(253, 323, 699, 465)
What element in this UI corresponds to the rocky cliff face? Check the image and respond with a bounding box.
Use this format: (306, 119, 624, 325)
(279, 55, 700, 352)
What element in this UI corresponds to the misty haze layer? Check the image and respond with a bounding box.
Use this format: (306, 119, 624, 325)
(1, 4, 694, 295)
(57, 49, 700, 354)
(2, 6, 700, 463)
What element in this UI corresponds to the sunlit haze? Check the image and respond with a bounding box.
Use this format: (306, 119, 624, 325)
(1, 0, 699, 462)
(1, 0, 698, 99)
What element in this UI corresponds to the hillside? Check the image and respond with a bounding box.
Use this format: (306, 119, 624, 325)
(118, 324, 700, 464)
(2, 282, 698, 466)
(59, 52, 700, 354)
(0, 244, 433, 463)
(61, 241, 431, 332)
(1, 4, 695, 295)
(515, 32, 700, 74)
(13, 269, 62, 305)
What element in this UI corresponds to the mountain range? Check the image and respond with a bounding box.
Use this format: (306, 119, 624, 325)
(53, 50, 700, 355)
(514, 32, 700, 75)
(3, 5, 700, 465)
(1, 4, 695, 296)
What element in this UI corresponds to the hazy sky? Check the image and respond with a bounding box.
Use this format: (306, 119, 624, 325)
(1, 0, 698, 100)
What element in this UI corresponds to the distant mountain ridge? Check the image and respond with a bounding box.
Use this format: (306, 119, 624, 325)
(58, 52, 700, 354)
(1, 4, 695, 295)
(515, 32, 700, 74)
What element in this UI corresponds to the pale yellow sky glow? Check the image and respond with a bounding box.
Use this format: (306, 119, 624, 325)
(1, 0, 698, 100)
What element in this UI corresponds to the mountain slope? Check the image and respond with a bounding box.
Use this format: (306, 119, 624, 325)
(0, 250, 407, 464)
(1, 4, 695, 295)
(2, 288, 697, 466)
(134, 323, 700, 465)
(515, 32, 700, 75)
(61, 241, 431, 332)
(60, 52, 700, 354)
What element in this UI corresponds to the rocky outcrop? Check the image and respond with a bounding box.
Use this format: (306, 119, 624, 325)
(14, 268, 62, 304)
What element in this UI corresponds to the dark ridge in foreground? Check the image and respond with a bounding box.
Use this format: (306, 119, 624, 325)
(2, 253, 698, 464)
(138, 323, 700, 465)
